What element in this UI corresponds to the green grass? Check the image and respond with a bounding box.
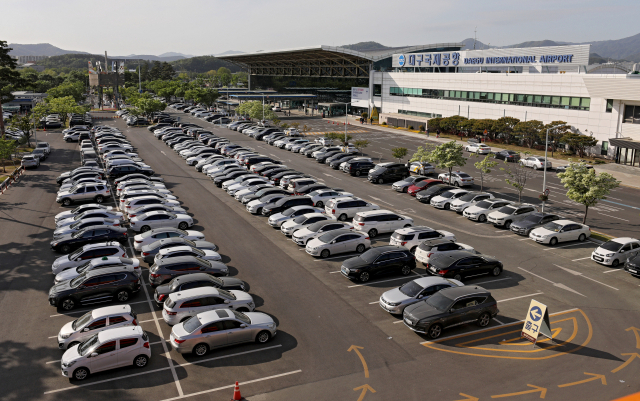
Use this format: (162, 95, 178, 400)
(591, 231, 613, 243)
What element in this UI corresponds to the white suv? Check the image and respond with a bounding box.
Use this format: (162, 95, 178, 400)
(430, 189, 469, 210)
(414, 239, 476, 265)
(353, 210, 413, 238)
(487, 203, 538, 229)
(463, 199, 513, 222)
(325, 197, 379, 221)
(162, 287, 255, 325)
(389, 226, 456, 253)
(52, 242, 127, 274)
(60, 326, 151, 381)
(57, 305, 137, 349)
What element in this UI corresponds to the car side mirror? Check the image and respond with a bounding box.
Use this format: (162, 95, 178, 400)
(240, 324, 247, 328)
(83, 328, 90, 332)
(90, 352, 98, 358)
(224, 300, 230, 304)
(417, 295, 423, 299)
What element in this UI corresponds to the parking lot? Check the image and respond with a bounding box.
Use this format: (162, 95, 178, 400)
(2, 111, 640, 401)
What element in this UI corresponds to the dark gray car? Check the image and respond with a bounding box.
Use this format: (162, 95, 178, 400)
(148, 256, 229, 286)
(141, 238, 219, 264)
(509, 213, 561, 236)
(153, 273, 246, 306)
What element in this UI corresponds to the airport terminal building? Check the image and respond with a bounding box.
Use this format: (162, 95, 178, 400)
(221, 43, 640, 167)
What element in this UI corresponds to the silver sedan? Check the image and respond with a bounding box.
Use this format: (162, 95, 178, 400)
(305, 229, 371, 258)
(129, 211, 193, 233)
(379, 276, 463, 314)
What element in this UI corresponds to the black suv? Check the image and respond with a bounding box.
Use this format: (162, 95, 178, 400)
(368, 163, 409, 184)
(51, 226, 128, 254)
(153, 273, 246, 306)
(346, 160, 375, 177)
(425, 251, 503, 281)
(108, 165, 154, 179)
(149, 256, 229, 286)
(403, 285, 499, 338)
(340, 245, 416, 282)
(48, 266, 141, 310)
(261, 196, 314, 216)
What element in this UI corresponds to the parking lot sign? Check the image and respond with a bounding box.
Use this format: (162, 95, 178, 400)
(521, 299, 552, 345)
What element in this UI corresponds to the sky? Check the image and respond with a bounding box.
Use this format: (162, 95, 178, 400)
(2, 0, 639, 56)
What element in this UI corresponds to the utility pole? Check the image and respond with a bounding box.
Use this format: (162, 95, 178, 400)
(473, 27, 477, 50)
(541, 124, 563, 213)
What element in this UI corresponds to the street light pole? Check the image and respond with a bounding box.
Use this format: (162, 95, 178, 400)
(343, 102, 352, 145)
(541, 124, 563, 213)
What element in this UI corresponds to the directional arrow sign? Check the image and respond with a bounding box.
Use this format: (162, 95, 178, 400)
(612, 353, 640, 373)
(348, 345, 369, 378)
(491, 384, 547, 399)
(626, 327, 640, 349)
(354, 384, 376, 401)
(557, 372, 606, 388)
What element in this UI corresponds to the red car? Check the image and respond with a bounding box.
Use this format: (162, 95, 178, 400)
(407, 179, 444, 196)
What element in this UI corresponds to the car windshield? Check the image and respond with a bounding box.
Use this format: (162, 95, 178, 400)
(69, 247, 85, 258)
(459, 193, 479, 201)
(543, 222, 563, 232)
(399, 280, 424, 297)
(371, 165, 386, 172)
(71, 230, 86, 239)
(293, 215, 307, 224)
(459, 173, 471, 178)
(78, 334, 100, 356)
(182, 316, 202, 333)
(600, 240, 624, 252)
(523, 214, 543, 223)
(426, 292, 453, 311)
(218, 288, 236, 300)
(475, 201, 493, 209)
(283, 208, 296, 217)
(72, 311, 94, 330)
(497, 206, 517, 215)
(359, 249, 379, 263)
(232, 310, 251, 324)
(76, 261, 93, 273)
(70, 274, 87, 287)
(440, 191, 456, 199)
(317, 232, 339, 243)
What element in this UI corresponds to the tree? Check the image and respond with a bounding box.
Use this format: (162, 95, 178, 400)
(558, 163, 620, 223)
(456, 119, 476, 137)
(290, 122, 300, 131)
(217, 67, 232, 86)
(8, 115, 34, 147)
(0, 137, 17, 172)
(473, 153, 499, 192)
(47, 81, 85, 102)
(427, 117, 442, 133)
(513, 120, 544, 148)
(0, 40, 21, 138)
(500, 152, 535, 202)
(473, 119, 495, 140)
(392, 147, 408, 162)
(409, 144, 436, 163)
(133, 98, 166, 118)
(354, 139, 369, 156)
(423, 141, 466, 184)
(492, 116, 520, 142)
(562, 133, 598, 158)
(541, 121, 571, 156)
(439, 115, 467, 134)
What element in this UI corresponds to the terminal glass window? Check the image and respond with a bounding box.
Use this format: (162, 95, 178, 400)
(373, 84, 382, 97)
(623, 105, 640, 123)
(606, 99, 613, 113)
(398, 109, 442, 118)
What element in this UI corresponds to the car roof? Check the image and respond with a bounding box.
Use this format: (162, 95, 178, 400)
(419, 238, 453, 247)
(98, 326, 143, 342)
(92, 305, 132, 319)
(413, 276, 461, 287)
(367, 245, 406, 254)
(90, 256, 132, 265)
(156, 255, 199, 264)
(197, 309, 235, 324)
(82, 241, 123, 250)
(83, 265, 134, 278)
(171, 273, 215, 284)
(357, 210, 396, 216)
(169, 286, 220, 301)
(440, 285, 489, 300)
(395, 226, 435, 234)
(610, 237, 639, 244)
(160, 245, 195, 253)
(554, 219, 580, 225)
(430, 250, 478, 264)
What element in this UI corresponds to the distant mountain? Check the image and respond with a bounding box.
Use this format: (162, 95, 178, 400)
(341, 42, 391, 52)
(113, 54, 186, 62)
(158, 52, 194, 58)
(8, 43, 89, 57)
(460, 38, 489, 50)
(506, 40, 571, 48)
(216, 50, 244, 56)
(585, 32, 640, 60)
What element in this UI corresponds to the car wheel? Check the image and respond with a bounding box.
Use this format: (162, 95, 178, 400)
(612, 259, 620, 267)
(549, 237, 558, 246)
(61, 298, 76, 311)
(72, 367, 90, 381)
(453, 274, 462, 282)
(400, 265, 411, 275)
(491, 266, 502, 277)
(444, 203, 450, 210)
(478, 214, 486, 223)
(94, 195, 104, 203)
(193, 343, 209, 356)
(454, 182, 460, 187)
(410, 246, 417, 254)
(477, 312, 491, 327)
(359, 271, 370, 282)
(133, 354, 148, 368)
(356, 244, 365, 253)
(428, 324, 443, 339)
(338, 214, 348, 222)
(355, 170, 361, 177)
(140, 225, 151, 233)
(60, 244, 72, 254)
(256, 207, 263, 215)
(504, 220, 512, 229)
(368, 228, 378, 238)
(320, 249, 330, 258)
(578, 234, 586, 242)
(402, 187, 408, 193)
(316, 201, 324, 208)
(178, 222, 188, 230)
(256, 330, 271, 344)
(62, 198, 72, 206)
(116, 290, 130, 302)
(377, 178, 384, 184)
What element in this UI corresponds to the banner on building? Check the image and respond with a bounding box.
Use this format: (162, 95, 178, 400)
(118, 62, 125, 74)
(88, 61, 97, 74)
(351, 87, 370, 108)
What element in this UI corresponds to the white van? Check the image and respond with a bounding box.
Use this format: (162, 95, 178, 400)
(353, 210, 413, 238)
(325, 197, 379, 221)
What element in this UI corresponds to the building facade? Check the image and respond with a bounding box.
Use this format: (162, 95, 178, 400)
(16, 55, 49, 64)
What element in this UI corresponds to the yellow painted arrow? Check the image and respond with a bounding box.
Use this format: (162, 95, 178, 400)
(491, 384, 547, 399)
(626, 327, 640, 349)
(348, 345, 369, 378)
(455, 393, 479, 401)
(499, 328, 562, 345)
(612, 353, 640, 373)
(558, 372, 606, 388)
(354, 384, 376, 401)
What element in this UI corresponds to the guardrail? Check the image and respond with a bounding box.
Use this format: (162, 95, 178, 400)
(0, 165, 25, 195)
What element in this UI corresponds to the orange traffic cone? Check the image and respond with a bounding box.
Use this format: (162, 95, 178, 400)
(43, 126, 46, 132)
(231, 381, 242, 400)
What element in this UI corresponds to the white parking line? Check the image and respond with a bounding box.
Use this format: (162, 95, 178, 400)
(369, 301, 379, 304)
(497, 292, 543, 303)
(554, 264, 619, 290)
(473, 277, 512, 285)
(159, 369, 302, 401)
(543, 243, 584, 250)
(603, 269, 624, 274)
(597, 212, 629, 222)
(572, 256, 592, 261)
(49, 300, 149, 317)
(313, 255, 352, 261)
(329, 270, 341, 273)
(493, 317, 505, 325)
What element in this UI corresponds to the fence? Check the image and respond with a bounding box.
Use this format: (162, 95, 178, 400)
(0, 165, 25, 195)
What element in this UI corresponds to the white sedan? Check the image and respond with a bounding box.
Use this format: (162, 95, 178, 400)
(129, 211, 193, 233)
(280, 213, 331, 236)
(465, 143, 492, 154)
(154, 245, 222, 262)
(529, 219, 591, 246)
(56, 210, 124, 228)
(133, 228, 205, 251)
(520, 156, 552, 170)
(438, 171, 475, 187)
(308, 189, 353, 208)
